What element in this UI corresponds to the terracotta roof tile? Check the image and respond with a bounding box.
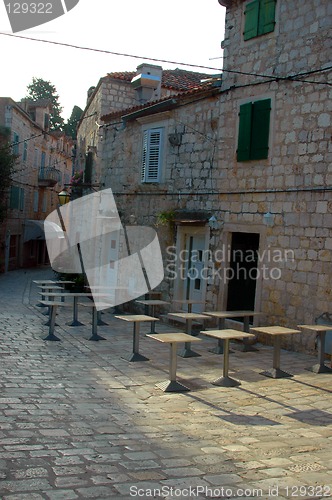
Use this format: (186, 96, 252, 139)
(107, 68, 214, 91)
(101, 83, 220, 123)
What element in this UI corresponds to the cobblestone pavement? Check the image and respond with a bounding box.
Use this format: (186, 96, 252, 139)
(0, 268, 332, 499)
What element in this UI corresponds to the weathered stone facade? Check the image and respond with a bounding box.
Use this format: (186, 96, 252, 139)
(0, 98, 73, 271)
(77, 0, 331, 354)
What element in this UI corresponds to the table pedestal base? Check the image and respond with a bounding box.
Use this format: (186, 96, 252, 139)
(212, 376, 241, 387)
(156, 380, 190, 392)
(67, 320, 85, 327)
(43, 333, 61, 342)
(178, 343, 201, 358)
(124, 352, 149, 362)
(260, 368, 293, 379)
(306, 363, 332, 374)
(89, 333, 106, 341)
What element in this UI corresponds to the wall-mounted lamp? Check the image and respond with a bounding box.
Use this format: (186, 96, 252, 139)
(208, 215, 222, 230)
(263, 211, 274, 227)
(58, 189, 71, 206)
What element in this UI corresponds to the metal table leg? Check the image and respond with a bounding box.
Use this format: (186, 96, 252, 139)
(43, 305, 61, 341)
(126, 322, 149, 362)
(67, 297, 84, 327)
(157, 343, 190, 392)
(237, 316, 259, 352)
(261, 335, 292, 378)
(307, 331, 332, 373)
(89, 307, 106, 341)
(209, 318, 230, 355)
(97, 310, 108, 326)
(212, 338, 240, 387)
(178, 319, 201, 358)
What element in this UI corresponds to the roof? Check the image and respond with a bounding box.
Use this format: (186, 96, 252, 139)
(101, 83, 220, 124)
(107, 68, 214, 91)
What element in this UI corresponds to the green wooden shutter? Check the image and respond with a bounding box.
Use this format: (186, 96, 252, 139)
(258, 0, 276, 35)
(237, 103, 253, 161)
(10, 186, 20, 209)
(251, 99, 271, 160)
(244, 0, 259, 40)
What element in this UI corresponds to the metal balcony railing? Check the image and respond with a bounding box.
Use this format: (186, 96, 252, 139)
(38, 167, 61, 187)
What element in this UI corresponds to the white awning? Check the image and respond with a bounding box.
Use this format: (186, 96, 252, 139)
(23, 220, 65, 242)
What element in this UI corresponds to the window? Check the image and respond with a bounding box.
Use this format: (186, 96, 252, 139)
(41, 152, 46, 172)
(237, 98, 271, 161)
(9, 186, 20, 209)
(12, 132, 19, 155)
(23, 141, 28, 162)
(9, 186, 24, 210)
(33, 191, 39, 212)
(19, 188, 24, 211)
(141, 128, 164, 183)
(244, 0, 276, 41)
(42, 191, 47, 213)
(34, 148, 39, 168)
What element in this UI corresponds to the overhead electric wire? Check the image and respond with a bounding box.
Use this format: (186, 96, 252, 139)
(0, 112, 97, 151)
(0, 32, 331, 86)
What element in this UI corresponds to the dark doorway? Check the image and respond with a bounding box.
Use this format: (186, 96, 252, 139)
(227, 232, 260, 312)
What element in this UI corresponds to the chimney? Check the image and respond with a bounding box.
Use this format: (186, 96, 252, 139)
(131, 64, 162, 104)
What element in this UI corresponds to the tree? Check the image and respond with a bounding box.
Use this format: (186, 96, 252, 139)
(25, 77, 64, 131)
(0, 127, 16, 223)
(64, 105, 83, 139)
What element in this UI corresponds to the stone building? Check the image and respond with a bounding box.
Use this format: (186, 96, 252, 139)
(76, 0, 331, 354)
(0, 98, 73, 271)
(214, 0, 332, 352)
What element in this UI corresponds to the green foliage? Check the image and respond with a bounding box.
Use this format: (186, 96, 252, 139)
(156, 210, 175, 226)
(63, 105, 83, 139)
(0, 128, 17, 223)
(26, 77, 64, 131)
(53, 272, 86, 292)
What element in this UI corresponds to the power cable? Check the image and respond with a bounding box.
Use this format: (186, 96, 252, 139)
(0, 32, 331, 85)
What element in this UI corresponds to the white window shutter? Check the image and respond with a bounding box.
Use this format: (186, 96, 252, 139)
(141, 128, 163, 183)
(141, 130, 148, 182)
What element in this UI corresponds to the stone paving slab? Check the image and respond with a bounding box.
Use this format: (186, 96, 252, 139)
(0, 268, 331, 499)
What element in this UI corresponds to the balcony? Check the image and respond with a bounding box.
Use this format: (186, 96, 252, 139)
(38, 167, 61, 188)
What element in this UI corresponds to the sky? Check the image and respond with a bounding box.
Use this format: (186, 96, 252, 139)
(0, 0, 226, 121)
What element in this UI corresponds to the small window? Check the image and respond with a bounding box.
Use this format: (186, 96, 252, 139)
(141, 128, 164, 183)
(23, 141, 28, 162)
(34, 148, 39, 168)
(41, 152, 46, 171)
(12, 133, 19, 155)
(33, 191, 39, 212)
(42, 191, 47, 213)
(237, 98, 271, 161)
(244, 0, 276, 41)
(9, 186, 20, 209)
(19, 188, 25, 211)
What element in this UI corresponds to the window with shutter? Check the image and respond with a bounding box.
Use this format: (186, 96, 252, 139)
(244, 0, 276, 40)
(12, 133, 19, 155)
(33, 191, 39, 212)
(141, 128, 163, 183)
(258, 0, 276, 35)
(23, 141, 28, 162)
(10, 186, 20, 209)
(244, 0, 259, 40)
(85, 151, 93, 184)
(237, 98, 271, 161)
(41, 152, 46, 172)
(19, 188, 25, 211)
